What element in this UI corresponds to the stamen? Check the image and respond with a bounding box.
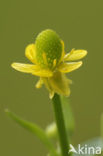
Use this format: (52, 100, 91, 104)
(49, 91, 54, 99)
(61, 40, 64, 51)
(42, 52, 48, 66)
(64, 49, 75, 60)
(70, 48, 75, 54)
(35, 78, 43, 88)
(53, 59, 57, 68)
(58, 40, 65, 63)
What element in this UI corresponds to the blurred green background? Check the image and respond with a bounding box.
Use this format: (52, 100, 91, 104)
(0, 0, 103, 155)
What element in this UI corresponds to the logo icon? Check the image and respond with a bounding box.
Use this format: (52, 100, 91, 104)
(69, 144, 78, 154)
(68, 144, 101, 155)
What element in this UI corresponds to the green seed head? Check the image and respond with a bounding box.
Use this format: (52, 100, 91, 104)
(35, 29, 62, 69)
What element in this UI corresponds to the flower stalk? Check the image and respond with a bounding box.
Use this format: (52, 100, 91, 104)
(52, 93, 70, 156)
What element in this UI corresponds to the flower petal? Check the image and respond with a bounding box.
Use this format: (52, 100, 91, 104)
(32, 69, 53, 77)
(43, 72, 71, 98)
(58, 61, 82, 73)
(64, 49, 87, 61)
(11, 63, 53, 77)
(25, 44, 37, 64)
(49, 72, 70, 97)
(42, 78, 55, 99)
(11, 63, 37, 73)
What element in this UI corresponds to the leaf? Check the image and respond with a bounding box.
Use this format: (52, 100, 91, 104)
(72, 137, 103, 156)
(5, 109, 58, 156)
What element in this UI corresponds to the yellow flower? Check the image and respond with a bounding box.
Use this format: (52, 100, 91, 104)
(11, 29, 87, 98)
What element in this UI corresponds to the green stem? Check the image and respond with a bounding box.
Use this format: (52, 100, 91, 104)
(52, 93, 70, 156)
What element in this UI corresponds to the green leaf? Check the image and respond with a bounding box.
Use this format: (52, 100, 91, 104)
(5, 109, 58, 156)
(72, 137, 103, 156)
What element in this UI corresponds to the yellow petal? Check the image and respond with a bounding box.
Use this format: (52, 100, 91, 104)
(25, 44, 37, 64)
(43, 72, 71, 98)
(11, 63, 53, 77)
(58, 61, 82, 73)
(49, 72, 70, 96)
(32, 69, 53, 77)
(11, 63, 37, 73)
(42, 78, 55, 98)
(64, 49, 87, 61)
